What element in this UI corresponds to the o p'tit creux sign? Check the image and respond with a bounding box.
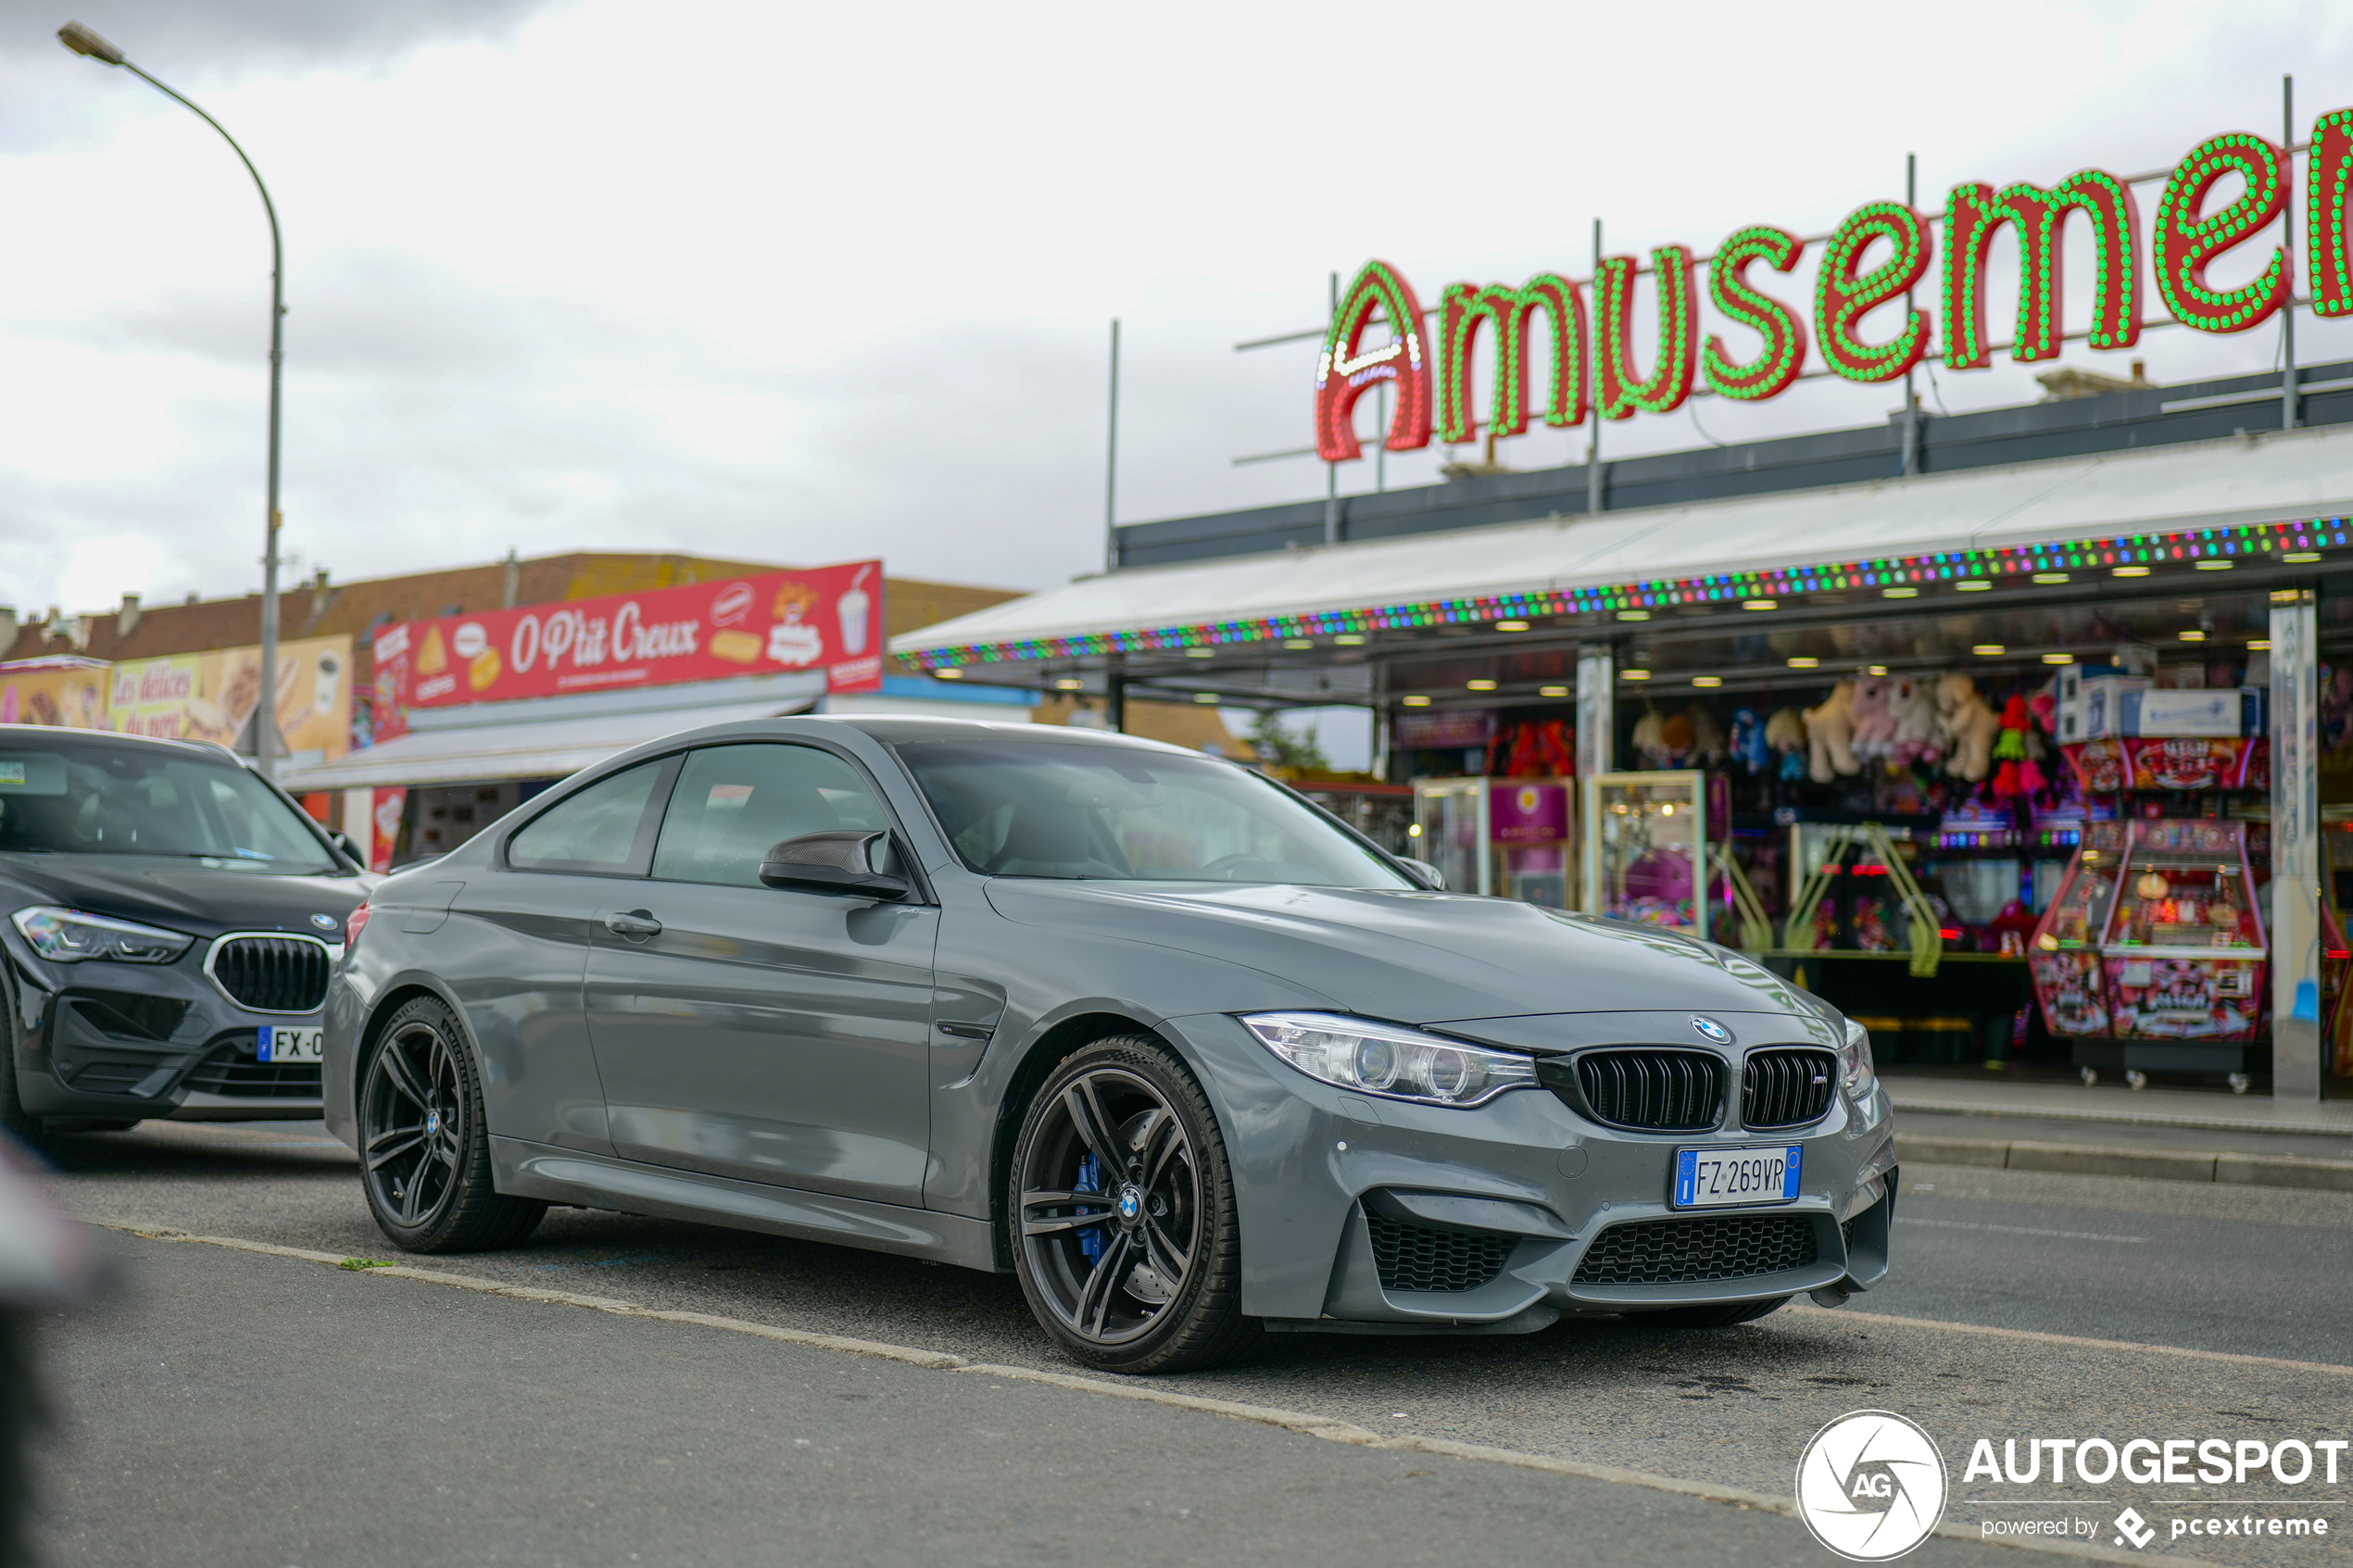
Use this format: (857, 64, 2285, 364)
(370, 560, 882, 740)
(1316, 111, 2353, 460)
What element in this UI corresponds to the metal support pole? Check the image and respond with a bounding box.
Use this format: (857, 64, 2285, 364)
(1376, 380, 1388, 494)
(1324, 271, 1340, 546)
(1901, 153, 1921, 477)
(1104, 661, 1126, 734)
(1585, 220, 1605, 518)
(2271, 588, 2323, 1099)
(1575, 646, 1614, 912)
(65, 30, 285, 775)
(1103, 318, 1121, 571)
(2284, 76, 2301, 433)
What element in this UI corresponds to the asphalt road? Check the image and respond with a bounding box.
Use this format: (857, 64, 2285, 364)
(27, 1119, 2353, 1567)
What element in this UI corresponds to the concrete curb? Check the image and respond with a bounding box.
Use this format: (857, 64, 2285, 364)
(1895, 1134, 2353, 1192)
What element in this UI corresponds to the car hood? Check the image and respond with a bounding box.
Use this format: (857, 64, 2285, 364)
(0, 854, 363, 939)
(981, 880, 1830, 1031)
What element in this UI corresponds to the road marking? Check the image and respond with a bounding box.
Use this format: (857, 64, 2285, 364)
(1785, 1300, 2353, 1376)
(1896, 1217, 2150, 1244)
(97, 1221, 2207, 1566)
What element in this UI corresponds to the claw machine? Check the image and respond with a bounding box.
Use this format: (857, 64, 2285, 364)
(2073, 819, 2266, 1082)
(1582, 771, 1705, 937)
(1411, 777, 1576, 905)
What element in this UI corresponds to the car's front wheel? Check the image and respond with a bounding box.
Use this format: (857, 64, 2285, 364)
(1010, 1035, 1258, 1374)
(359, 996, 544, 1253)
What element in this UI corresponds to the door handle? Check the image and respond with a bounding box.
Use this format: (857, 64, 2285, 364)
(604, 909, 662, 939)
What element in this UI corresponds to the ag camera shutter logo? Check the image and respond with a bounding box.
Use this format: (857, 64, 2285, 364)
(1796, 1410, 1948, 1561)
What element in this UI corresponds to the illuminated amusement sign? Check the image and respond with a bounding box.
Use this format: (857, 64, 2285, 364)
(1315, 112, 2353, 461)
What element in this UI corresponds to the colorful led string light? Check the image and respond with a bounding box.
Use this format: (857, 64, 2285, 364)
(1702, 226, 1808, 400)
(1435, 275, 1589, 444)
(2153, 132, 2288, 334)
(1314, 260, 1433, 462)
(1943, 172, 2141, 369)
(2309, 110, 2353, 318)
(903, 517, 2348, 671)
(1815, 202, 1931, 383)
(1596, 247, 1698, 418)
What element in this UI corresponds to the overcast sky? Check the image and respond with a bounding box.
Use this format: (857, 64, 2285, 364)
(5, 0, 2353, 619)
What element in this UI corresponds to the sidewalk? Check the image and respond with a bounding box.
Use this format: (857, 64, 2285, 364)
(1884, 1075, 2353, 1194)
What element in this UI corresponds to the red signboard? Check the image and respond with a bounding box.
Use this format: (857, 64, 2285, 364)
(371, 562, 882, 740)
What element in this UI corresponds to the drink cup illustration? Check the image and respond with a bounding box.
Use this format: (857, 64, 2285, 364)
(837, 565, 873, 655)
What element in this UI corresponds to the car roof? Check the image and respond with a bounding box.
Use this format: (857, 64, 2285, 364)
(812, 714, 1211, 759)
(0, 723, 244, 765)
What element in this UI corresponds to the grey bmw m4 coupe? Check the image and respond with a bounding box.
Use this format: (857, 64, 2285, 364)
(327, 716, 1895, 1374)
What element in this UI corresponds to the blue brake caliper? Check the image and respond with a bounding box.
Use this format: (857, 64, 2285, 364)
(1075, 1152, 1103, 1263)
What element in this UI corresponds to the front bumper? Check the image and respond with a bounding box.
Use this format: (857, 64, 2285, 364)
(6, 946, 325, 1123)
(1164, 1012, 1896, 1328)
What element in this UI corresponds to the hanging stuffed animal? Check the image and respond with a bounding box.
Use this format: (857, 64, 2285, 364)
(1631, 705, 1673, 767)
(1935, 673, 2001, 783)
(1886, 675, 1938, 769)
(1730, 709, 1768, 773)
(1681, 703, 1727, 763)
(1849, 675, 1895, 761)
(1765, 708, 1808, 781)
(1801, 682, 1860, 782)
(1989, 694, 2046, 800)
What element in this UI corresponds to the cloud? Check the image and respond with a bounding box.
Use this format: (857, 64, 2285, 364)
(2, 1, 567, 70)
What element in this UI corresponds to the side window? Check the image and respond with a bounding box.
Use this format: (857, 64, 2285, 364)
(652, 745, 891, 888)
(507, 760, 670, 875)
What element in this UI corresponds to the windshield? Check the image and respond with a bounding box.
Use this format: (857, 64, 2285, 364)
(893, 738, 1413, 888)
(0, 740, 342, 874)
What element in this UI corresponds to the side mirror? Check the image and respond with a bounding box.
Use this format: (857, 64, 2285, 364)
(760, 830, 912, 900)
(1396, 855, 1448, 891)
(329, 830, 362, 861)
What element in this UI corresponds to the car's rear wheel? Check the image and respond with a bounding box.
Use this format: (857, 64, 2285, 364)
(1635, 1295, 1791, 1328)
(1010, 1035, 1258, 1374)
(359, 996, 544, 1253)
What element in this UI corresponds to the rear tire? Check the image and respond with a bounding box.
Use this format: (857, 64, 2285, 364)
(1635, 1296, 1791, 1328)
(359, 996, 544, 1253)
(1009, 1035, 1259, 1374)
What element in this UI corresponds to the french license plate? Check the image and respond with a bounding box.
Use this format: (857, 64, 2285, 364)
(1673, 1145, 1801, 1209)
(258, 1025, 323, 1064)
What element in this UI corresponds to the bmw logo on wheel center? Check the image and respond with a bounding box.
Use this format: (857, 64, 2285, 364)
(1690, 1015, 1733, 1045)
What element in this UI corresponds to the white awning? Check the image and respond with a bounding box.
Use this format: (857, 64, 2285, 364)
(893, 422, 2353, 664)
(280, 676, 824, 792)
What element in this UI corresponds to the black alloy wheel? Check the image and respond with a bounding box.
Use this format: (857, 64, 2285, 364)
(1011, 1035, 1257, 1374)
(359, 996, 544, 1253)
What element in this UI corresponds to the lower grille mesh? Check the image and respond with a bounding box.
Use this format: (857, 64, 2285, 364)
(1572, 1215, 1818, 1286)
(183, 1043, 321, 1099)
(1367, 1213, 1514, 1293)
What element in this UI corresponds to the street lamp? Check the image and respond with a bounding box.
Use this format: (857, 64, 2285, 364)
(59, 20, 286, 779)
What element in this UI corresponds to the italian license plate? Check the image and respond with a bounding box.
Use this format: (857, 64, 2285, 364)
(258, 1025, 323, 1064)
(1673, 1145, 1801, 1209)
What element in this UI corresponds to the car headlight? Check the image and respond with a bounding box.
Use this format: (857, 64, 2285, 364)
(11, 907, 194, 965)
(1839, 1017, 1877, 1098)
(1240, 1011, 1536, 1108)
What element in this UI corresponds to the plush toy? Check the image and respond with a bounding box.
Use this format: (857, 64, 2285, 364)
(1631, 705, 1672, 767)
(1989, 694, 2045, 799)
(1885, 675, 1938, 768)
(1766, 707, 1808, 781)
(1935, 673, 2001, 783)
(1849, 675, 1895, 760)
(1801, 681, 1860, 783)
(1660, 710, 1695, 758)
(1730, 709, 1768, 773)
(1681, 703, 1727, 762)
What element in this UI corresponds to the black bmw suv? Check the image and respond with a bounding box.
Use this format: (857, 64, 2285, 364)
(0, 725, 368, 1137)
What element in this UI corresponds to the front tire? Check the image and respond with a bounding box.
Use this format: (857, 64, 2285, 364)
(359, 997, 544, 1253)
(1010, 1035, 1258, 1374)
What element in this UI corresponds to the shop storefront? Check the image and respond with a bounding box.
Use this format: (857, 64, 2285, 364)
(894, 390, 2353, 1104)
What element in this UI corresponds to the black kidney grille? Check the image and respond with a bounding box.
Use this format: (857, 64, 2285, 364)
(1572, 1215, 1818, 1286)
(1742, 1048, 1838, 1129)
(1366, 1213, 1514, 1293)
(1569, 1049, 1722, 1132)
(209, 936, 330, 1013)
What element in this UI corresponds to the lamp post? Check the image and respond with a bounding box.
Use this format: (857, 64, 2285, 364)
(59, 20, 285, 779)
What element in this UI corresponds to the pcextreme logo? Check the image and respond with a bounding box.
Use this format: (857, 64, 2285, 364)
(1796, 1411, 1949, 1561)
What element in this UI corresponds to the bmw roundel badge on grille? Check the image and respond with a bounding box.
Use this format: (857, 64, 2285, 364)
(310, 914, 339, 931)
(1689, 1015, 1732, 1045)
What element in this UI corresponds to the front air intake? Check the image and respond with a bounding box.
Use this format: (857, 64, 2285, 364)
(206, 935, 332, 1014)
(1365, 1213, 1514, 1293)
(1554, 1049, 1723, 1132)
(1572, 1214, 1818, 1286)
(1742, 1048, 1838, 1129)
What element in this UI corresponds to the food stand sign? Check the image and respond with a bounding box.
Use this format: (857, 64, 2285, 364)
(1316, 112, 2353, 460)
(371, 562, 883, 740)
